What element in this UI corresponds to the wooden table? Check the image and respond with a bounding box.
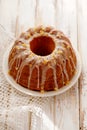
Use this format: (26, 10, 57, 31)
(0, 0, 87, 130)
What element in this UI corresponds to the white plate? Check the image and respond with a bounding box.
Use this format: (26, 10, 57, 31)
(3, 43, 81, 97)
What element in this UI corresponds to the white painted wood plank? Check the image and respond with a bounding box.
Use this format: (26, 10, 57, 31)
(35, 0, 56, 27)
(55, 0, 79, 130)
(17, 1, 42, 129)
(9, 0, 36, 130)
(34, 0, 56, 130)
(56, 0, 77, 48)
(77, 0, 87, 129)
(15, 0, 36, 37)
(0, 1, 30, 130)
(0, 0, 18, 35)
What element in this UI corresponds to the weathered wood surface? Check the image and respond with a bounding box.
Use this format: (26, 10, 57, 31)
(0, 0, 87, 129)
(77, 0, 87, 129)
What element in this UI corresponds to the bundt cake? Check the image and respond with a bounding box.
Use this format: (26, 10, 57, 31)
(8, 26, 77, 92)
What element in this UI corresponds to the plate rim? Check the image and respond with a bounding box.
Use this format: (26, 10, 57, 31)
(2, 43, 82, 97)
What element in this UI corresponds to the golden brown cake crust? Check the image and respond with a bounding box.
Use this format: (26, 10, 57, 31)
(8, 26, 77, 92)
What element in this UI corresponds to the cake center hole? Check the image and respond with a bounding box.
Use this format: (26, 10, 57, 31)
(30, 36, 55, 56)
